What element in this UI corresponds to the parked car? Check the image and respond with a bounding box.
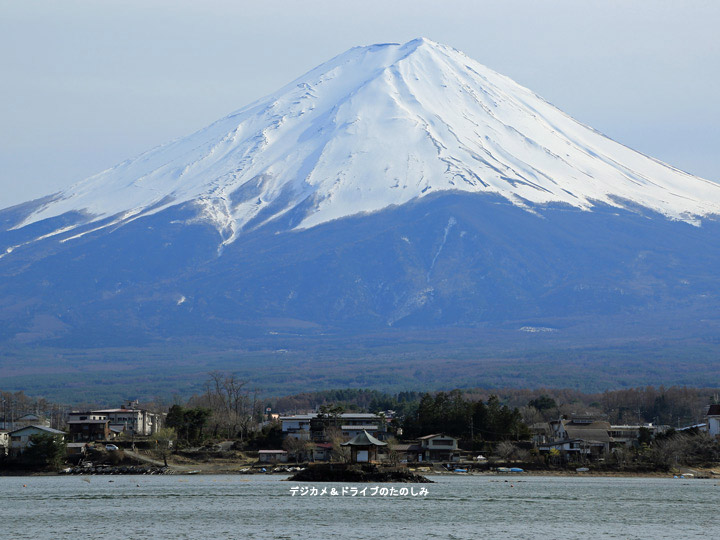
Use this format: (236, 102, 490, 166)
(105, 444, 119, 451)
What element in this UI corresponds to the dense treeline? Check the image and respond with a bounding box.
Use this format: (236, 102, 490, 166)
(2, 382, 717, 442)
(458, 386, 717, 426)
(269, 385, 719, 427)
(165, 405, 212, 446)
(401, 390, 529, 448)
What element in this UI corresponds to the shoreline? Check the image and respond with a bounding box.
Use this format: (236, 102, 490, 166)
(3, 468, 716, 480)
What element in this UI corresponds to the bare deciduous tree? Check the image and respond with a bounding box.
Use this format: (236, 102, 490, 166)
(495, 441, 518, 462)
(190, 371, 261, 442)
(282, 436, 312, 463)
(384, 436, 401, 466)
(326, 426, 350, 463)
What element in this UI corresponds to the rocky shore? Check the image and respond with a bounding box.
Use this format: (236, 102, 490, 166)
(61, 465, 172, 475)
(288, 463, 433, 483)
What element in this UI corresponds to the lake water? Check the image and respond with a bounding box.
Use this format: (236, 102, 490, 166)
(1, 474, 718, 539)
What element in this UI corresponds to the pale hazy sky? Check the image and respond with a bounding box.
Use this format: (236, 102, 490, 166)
(1, 0, 718, 208)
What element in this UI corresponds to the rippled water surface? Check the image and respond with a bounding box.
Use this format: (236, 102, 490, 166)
(2, 474, 718, 539)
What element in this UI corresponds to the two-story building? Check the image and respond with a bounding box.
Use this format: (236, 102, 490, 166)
(607, 423, 667, 448)
(279, 414, 315, 440)
(541, 415, 670, 460)
(281, 412, 388, 442)
(417, 433, 459, 462)
(67, 411, 110, 422)
(67, 419, 111, 442)
(548, 417, 611, 457)
(68, 403, 163, 436)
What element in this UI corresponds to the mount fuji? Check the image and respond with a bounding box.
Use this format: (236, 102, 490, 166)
(2, 38, 719, 394)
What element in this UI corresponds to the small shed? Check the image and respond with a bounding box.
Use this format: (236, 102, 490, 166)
(258, 450, 288, 463)
(391, 443, 423, 462)
(312, 442, 333, 462)
(341, 430, 387, 463)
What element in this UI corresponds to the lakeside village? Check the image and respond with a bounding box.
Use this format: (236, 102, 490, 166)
(2, 383, 720, 478)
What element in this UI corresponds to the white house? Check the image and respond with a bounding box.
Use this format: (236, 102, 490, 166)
(9, 425, 65, 455)
(0, 430, 9, 456)
(550, 417, 611, 454)
(707, 405, 720, 437)
(607, 423, 668, 447)
(417, 434, 459, 462)
(68, 404, 163, 436)
(67, 411, 110, 422)
(279, 414, 315, 440)
(538, 438, 606, 458)
(280, 412, 387, 442)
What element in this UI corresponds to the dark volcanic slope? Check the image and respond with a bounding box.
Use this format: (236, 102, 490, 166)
(1, 192, 718, 346)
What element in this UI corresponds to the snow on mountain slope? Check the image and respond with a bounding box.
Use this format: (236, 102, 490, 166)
(10, 38, 720, 248)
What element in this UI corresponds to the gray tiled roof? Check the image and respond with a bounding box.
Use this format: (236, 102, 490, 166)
(341, 430, 387, 447)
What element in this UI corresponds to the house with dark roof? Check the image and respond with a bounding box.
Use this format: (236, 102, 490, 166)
(544, 416, 669, 459)
(545, 417, 611, 459)
(390, 443, 423, 462)
(66, 442, 88, 462)
(67, 419, 111, 442)
(707, 404, 720, 437)
(529, 422, 551, 445)
(538, 438, 607, 459)
(312, 442, 334, 462)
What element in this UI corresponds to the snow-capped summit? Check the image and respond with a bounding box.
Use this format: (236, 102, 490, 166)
(11, 38, 720, 247)
(3, 38, 720, 375)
